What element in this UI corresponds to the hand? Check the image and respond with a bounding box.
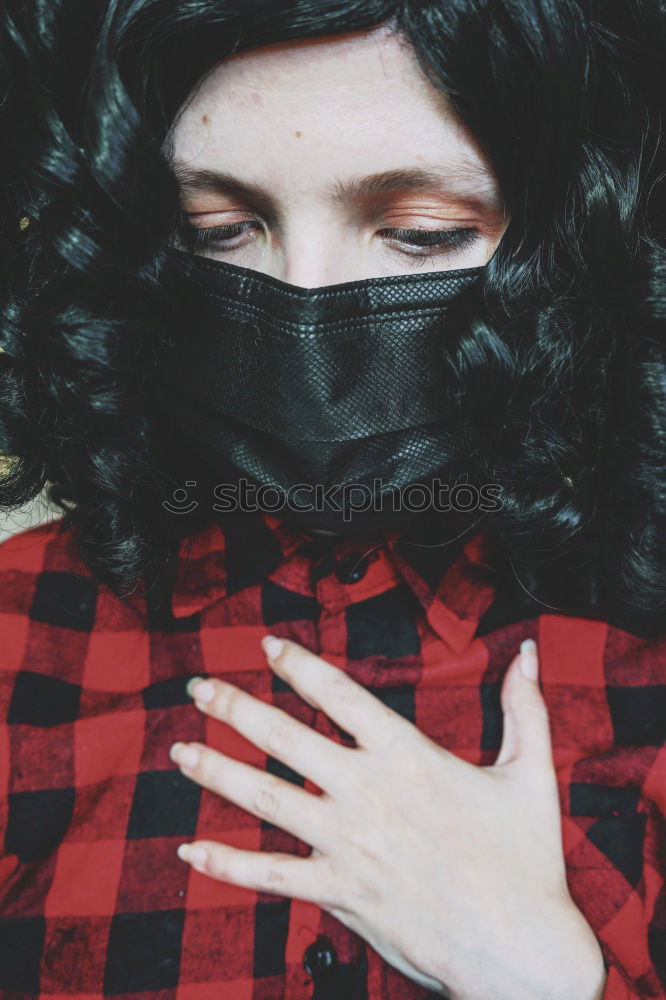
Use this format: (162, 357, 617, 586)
(169, 636, 608, 1000)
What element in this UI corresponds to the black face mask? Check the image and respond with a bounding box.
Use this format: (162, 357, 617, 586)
(150, 247, 484, 537)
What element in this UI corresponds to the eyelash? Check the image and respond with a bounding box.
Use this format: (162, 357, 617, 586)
(176, 221, 478, 257)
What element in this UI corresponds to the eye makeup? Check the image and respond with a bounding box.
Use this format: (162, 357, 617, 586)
(174, 219, 480, 260)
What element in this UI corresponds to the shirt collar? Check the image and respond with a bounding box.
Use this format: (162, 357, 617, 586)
(168, 510, 497, 654)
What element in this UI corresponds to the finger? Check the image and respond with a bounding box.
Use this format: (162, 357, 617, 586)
(262, 636, 413, 750)
(494, 649, 522, 767)
(177, 839, 339, 906)
(495, 639, 555, 775)
(170, 741, 333, 851)
(187, 676, 351, 794)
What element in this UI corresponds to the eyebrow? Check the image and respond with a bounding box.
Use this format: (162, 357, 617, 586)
(172, 160, 503, 214)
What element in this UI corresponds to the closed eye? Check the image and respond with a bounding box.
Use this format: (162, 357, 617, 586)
(174, 220, 479, 258)
(379, 227, 478, 254)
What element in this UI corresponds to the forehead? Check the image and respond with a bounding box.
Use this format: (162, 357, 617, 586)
(185, 24, 436, 101)
(170, 24, 497, 200)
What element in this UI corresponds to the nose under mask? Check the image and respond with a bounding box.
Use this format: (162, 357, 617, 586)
(148, 247, 485, 536)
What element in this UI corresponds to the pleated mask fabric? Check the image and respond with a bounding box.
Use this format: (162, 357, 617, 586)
(150, 247, 484, 535)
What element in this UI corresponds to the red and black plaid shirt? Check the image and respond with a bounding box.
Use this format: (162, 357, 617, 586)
(0, 509, 664, 999)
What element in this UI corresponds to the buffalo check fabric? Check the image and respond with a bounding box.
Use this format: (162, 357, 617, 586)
(0, 509, 664, 1000)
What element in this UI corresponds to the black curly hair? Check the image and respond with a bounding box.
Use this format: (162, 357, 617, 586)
(0, 0, 664, 635)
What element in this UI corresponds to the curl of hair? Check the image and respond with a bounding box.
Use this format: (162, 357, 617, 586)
(0, 0, 664, 634)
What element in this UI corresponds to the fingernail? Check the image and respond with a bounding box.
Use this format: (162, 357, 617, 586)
(262, 635, 283, 659)
(190, 680, 215, 703)
(171, 743, 200, 768)
(520, 638, 538, 680)
(186, 675, 205, 698)
(177, 843, 207, 868)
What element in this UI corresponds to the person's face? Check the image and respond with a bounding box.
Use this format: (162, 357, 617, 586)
(169, 23, 508, 287)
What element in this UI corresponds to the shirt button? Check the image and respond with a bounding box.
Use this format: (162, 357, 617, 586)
(303, 935, 338, 979)
(335, 552, 369, 584)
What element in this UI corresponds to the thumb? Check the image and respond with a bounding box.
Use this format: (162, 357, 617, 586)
(494, 639, 554, 772)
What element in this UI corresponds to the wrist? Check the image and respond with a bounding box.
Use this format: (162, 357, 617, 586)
(553, 898, 608, 1000)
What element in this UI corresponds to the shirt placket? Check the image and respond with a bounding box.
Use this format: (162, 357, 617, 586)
(282, 538, 410, 1000)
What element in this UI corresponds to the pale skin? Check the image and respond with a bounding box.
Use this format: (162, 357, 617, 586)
(169, 636, 607, 1000)
(167, 23, 508, 282)
(166, 23, 608, 999)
